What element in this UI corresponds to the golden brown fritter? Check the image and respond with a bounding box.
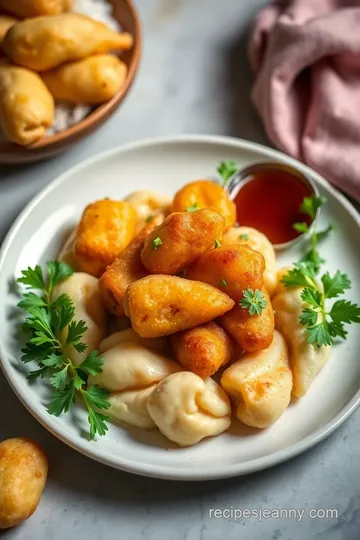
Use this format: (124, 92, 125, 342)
(186, 244, 265, 302)
(3, 13, 133, 71)
(171, 322, 235, 379)
(222, 226, 277, 296)
(171, 179, 236, 229)
(141, 208, 225, 275)
(0, 438, 48, 529)
(219, 289, 274, 352)
(74, 199, 137, 277)
(123, 275, 235, 338)
(98, 214, 164, 316)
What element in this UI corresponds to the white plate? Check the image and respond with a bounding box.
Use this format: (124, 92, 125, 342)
(1, 136, 360, 481)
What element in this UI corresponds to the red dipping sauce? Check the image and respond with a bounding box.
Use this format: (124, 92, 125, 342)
(234, 169, 313, 245)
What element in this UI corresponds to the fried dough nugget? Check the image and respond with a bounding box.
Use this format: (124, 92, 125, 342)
(141, 208, 225, 275)
(223, 226, 277, 296)
(74, 199, 137, 277)
(186, 244, 265, 302)
(99, 214, 164, 316)
(0, 438, 48, 529)
(0, 0, 72, 17)
(42, 54, 127, 104)
(171, 322, 234, 379)
(0, 15, 17, 42)
(171, 180, 236, 229)
(219, 289, 274, 352)
(0, 64, 54, 145)
(3, 14, 133, 71)
(123, 275, 235, 338)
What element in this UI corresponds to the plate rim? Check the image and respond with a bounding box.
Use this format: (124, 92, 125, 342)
(1, 134, 360, 481)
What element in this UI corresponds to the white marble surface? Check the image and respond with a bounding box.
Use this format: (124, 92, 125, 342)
(0, 1, 359, 539)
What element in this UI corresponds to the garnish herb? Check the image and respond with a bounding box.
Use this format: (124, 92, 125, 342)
(145, 215, 153, 223)
(185, 202, 199, 212)
(219, 279, 227, 288)
(240, 288, 267, 316)
(217, 160, 238, 187)
(152, 237, 163, 250)
(281, 262, 360, 347)
(239, 234, 249, 241)
(17, 261, 110, 440)
(293, 195, 334, 272)
(214, 239, 222, 249)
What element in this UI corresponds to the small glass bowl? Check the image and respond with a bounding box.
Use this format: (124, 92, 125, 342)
(225, 161, 320, 251)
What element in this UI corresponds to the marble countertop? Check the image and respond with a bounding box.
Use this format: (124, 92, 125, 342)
(1, 1, 359, 539)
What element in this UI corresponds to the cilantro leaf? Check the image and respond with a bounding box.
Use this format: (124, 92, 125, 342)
(239, 288, 267, 316)
(281, 262, 317, 289)
(88, 410, 110, 440)
(84, 386, 111, 410)
(214, 239, 221, 248)
(305, 322, 332, 347)
(300, 287, 322, 308)
(152, 237, 163, 250)
(42, 353, 64, 368)
(239, 234, 249, 241)
(317, 223, 334, 242)
(299, 307, 318, 327)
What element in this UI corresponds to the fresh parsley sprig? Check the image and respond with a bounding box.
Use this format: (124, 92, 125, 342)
(281, 262, 360, 347)
(293, 195, 334, 272)
(217, 160, 239, 187)
(240, 288, 267, 316)
(17, 261, 110, 440)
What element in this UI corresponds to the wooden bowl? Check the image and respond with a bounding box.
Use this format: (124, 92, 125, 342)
(0, 0, 141, 164)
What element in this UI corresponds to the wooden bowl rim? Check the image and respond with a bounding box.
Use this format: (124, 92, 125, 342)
(2, 0, 142, 152)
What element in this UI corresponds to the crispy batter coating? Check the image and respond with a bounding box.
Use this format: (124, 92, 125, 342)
(221, 330, 292, 428)
(0, 64, 54, 145)
(74, 199, 137, 277)
(171, 322, 234, 378)
(0, 15, 17, 42)
(0, 438, 48, 529)
(171, 179, 236, 229)
(3, 13, 133, 71)
(219, 289, 274, 352)
(0, 0, 72, 17)
(141, 208, 225, 275)
(123, 275, 235, 338)
(186, 244, 265, 302)
(223, 226, 277, 296)
(98, 214, 164, 316)
(42, 54, 127, 105)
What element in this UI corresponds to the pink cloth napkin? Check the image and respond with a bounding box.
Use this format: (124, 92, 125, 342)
(249, 0, 360, 201)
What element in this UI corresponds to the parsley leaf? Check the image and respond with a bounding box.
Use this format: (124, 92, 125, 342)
(16, 262, 109, 440)
(185, 202, 199, 212)
(152, 237, 163, 250)
(239, 288, 267, 316)
(300, 195, 327, 220)
(239, 234, 249, 241)
(321, 271, 351, 299)
(330, 300, 360, 324)
(214, 239, 221, 248)
(217, 160, 238, 186)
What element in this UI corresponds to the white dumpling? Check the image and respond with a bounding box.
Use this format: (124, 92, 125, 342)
(107, 386, 157, 429)
(147, 372, 231, 446)
(221, 330, 292, 428)
(99, 329, 169, 356)
(222, 226, 277, 296)
(90, 339, 182, 428)
(89, 340, 181, 392)
(124, 190, 171, 232)
(52, 272, 107, 366)
(272, 268, 332, 398)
